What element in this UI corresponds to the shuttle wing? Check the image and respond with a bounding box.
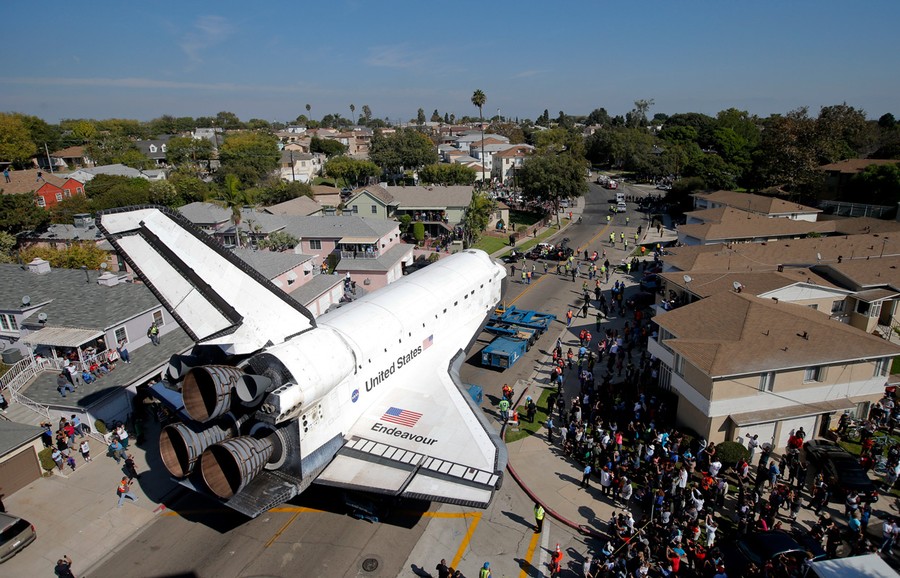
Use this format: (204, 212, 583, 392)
(315, 352, 507, 508)
(98, 206, 316, 355)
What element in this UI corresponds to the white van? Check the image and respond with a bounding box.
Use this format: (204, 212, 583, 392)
(616, 192, 625, 204)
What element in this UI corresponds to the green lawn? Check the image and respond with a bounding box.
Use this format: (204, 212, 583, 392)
(505, 386, 554, 443)
(837, 432, 900, 498)
(892, 356, 900, 374)
(473, 236, 508, 254)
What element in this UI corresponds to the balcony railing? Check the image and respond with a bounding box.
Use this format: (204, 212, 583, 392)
(340, 250, 380, 260)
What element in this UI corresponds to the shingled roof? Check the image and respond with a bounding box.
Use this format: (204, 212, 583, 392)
(655, 292, 900, 377)
(692, 190, 820, 216)
(678, 207, 834, 243)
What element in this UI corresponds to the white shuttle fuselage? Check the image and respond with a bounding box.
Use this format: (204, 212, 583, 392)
(99, 206, 507, 517)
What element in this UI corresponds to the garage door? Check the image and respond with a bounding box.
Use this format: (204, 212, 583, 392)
(735, 421, 776, 449)
(778, 415, 818, 448)
(0, 447, 41, 495)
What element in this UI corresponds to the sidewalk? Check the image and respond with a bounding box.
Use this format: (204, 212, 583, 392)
(3, 419, 178, 577)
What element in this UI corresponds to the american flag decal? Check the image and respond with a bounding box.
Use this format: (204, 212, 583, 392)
(423, 335, 433, 349)
(381, 406, 422, 427)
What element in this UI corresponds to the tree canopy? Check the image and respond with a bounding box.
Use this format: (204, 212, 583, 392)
(518, 153, 588, 225)
(418, 163, 476, 186)
(324, 156, 380, 189)
(369, 128, 438, 180)
(218, 132, 280, 186)
(0, 113, 39, 166)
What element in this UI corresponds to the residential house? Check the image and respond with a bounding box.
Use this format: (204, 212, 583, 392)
(492, 145, 533, 184)
(662, 232, 900, 274)
(647, 291, 900, 450)
(344, 184, 473, 239)
(691, 190, 821, 221)
(61, 163, 166, 183)
(0, 168, 86, 208)
(819, 159, 900, 201)
(18, 213, 129, 273)
(0, 421, 45, 497)
(264, 195, 324, 217)
(278, 150, 323, 183)
(452, 132, 508, 151)
(811, 255, 900, 337)
(344, 185, 397, 220)
(677, 207, 833, 245)
(135, 136, 174, 166)
(47, 145, 93, 170)
(0, 259, 192, 432)
(177, 202, 232, 233)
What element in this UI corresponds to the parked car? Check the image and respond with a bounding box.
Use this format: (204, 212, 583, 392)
(640, 274, 661, 292)
(803, 438, 879, 503)
(616, 202, 628, 213)
(0, 513, 36, 563)
(722, 530, 825, 576)
(626, 292, 656, 310)
(500, 251, 521, 264)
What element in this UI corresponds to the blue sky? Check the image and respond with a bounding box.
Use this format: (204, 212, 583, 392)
(2, 1, 898, 123)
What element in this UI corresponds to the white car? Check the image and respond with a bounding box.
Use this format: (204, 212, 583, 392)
(616, 202, 627, 213)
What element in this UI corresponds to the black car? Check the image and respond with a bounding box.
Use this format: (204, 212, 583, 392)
(803, 438, 879, 502)
(501, 251, 521, 264)
(722, 530, 825, 576)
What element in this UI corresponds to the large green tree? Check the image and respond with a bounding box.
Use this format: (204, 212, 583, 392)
(462, 190, 494, 246)
(369, 128, 438, 181)
(254, 180, 313, 206)
(845, 162, 900, 204)
(518, 153, 588, 226)
(0, 193, 50, 233)
(218, 132, 280, 186)
(418, 163, 477, 186)
(324, 156, 380, 189)
(310, 136, 348, 157)
(166, 136, 213, 168)
(0, 113, 39, 166)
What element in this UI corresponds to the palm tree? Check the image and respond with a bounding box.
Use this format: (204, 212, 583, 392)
(218, 173, 247, 247)
(471, 89, 487, 187)
(305, 103, 311, 115)
(350, 104, 356, 124)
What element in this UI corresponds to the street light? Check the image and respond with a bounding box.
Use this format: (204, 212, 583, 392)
(81, 265, 89, 284)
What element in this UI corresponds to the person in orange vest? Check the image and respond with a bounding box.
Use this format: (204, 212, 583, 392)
(566, 309, 573, 327)
(550, 544, 563, 575)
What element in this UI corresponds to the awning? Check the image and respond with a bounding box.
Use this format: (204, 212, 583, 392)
(339, 237, 378, 244)
(286, 271, 298, 281)
(729, 398, 856, 426)
(855, 288, 899, 303)
(21, 326, 104, 348)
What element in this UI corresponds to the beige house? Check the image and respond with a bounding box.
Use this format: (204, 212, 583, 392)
(678, 207, 834, 246)
(492, 145, 533, 184)
(648, 291, 900, 450)
(691, 190, 821, 221)
(278, 150, 323, 183)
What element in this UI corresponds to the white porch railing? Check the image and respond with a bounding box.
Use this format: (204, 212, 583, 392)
(11, 390, 50, 421)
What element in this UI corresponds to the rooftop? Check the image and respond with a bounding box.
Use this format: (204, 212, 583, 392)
(659, 268, 841, 299)
(334, 244, 414, 272)
(0, 264, 165, 331)
(280, 214, 399, 240)
(0, 420, 44, 456)
(177, 202, 231, 225)
(385, 185, 474, 209)
(232, 248, 314, 279)
(678, 207, 834, 242)
(692, 190, 820, 216)
(0, 168, 77, 195)
(264, 195, 323, 216)
(818, 158, 900, 174)
(655, 291, 900, 377)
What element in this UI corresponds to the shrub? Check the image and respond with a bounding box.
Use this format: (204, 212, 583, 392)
(94, 419, 108, 434)
(38, 447, 55, 471)
(412, 222, 425, 244)
(716, 440, 749, 464)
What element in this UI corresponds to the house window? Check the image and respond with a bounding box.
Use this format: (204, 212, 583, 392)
(804, 366, 823, 382)
(831, 300, 844, 314)
(856, 300, 881, 317)
(807, 304, 818, 311)
(152, 310, 164, 326)
(674, 354, 685, 376)
(76, 187, 83, 194)
(36, 196, 46, 207)
(875, 358, 889, 377)
(352, 205, 358, 214)
(0, 314, 17, 331)
(759, 372, 774, 392)
(56, 192, 63, 202)
(309, 240, 322, 250)
(149, 145, 157, 153)
(371, 205, 377, 214)
(64, 190, 71, 198)
(114, 326, 127, 344)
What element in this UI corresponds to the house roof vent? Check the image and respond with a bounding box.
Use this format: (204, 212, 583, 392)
(27, 258, 51, 275)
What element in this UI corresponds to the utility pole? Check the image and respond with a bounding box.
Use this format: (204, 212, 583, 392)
(45, 143, 54, 174)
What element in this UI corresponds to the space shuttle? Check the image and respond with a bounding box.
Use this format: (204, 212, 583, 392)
(98, 206, 507, 518)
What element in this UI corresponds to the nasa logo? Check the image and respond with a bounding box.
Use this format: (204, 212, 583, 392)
(351, 389, 360, 403)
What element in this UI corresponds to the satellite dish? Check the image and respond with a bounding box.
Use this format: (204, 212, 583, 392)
(733, 281, 742, 290)
(100, 262, 108, 270)
(21, 295, 30, 306)
(816, 252, 822, 261)
(683, 274, 693, 283)
(38, 312, 48, 322)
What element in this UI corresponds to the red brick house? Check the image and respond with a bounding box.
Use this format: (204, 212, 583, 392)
(0, 168, 86, 208)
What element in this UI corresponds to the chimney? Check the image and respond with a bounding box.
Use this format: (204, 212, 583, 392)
(27, 258, 51, 275)
(97, 271, 118, 287)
